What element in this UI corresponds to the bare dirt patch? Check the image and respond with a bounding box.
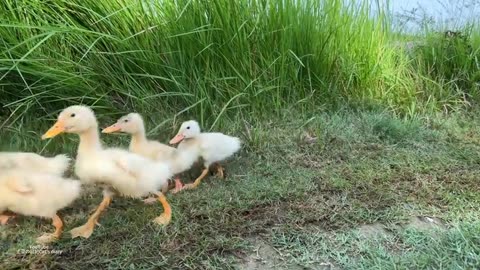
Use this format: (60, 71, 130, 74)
(406, 216, 446, 231)
(357, 222, 392, 239)
(236, 237, 338, 270)
(236, 238, 302, 270)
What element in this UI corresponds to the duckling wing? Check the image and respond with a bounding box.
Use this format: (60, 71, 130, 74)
(5, 175, 33, 194)
(101, 149, 171, 197)
(104, 149, 145, 179)
(112, 156, 138, 179)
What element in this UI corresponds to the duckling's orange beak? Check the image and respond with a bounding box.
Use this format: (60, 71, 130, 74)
(169, 134, 185, 144)
(102, 124, 121, 133)
(41, 120, 66, 140)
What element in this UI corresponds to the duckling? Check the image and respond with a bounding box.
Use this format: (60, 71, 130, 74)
(0, 152, 71, 176)
(102, 113, 200, 193)
(0, 152, 72, 224)
(0, 169, 81, 244)
(41, 105, 174, 239)
(169, 120, 241, 191)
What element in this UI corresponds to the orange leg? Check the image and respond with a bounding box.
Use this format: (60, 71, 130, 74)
(36, 214, 63, 244)
(153, 192, 171, 225)
(70, 191, 112, 239)
(183, 168, 209, 190)
(0, 212, 16, 225)
(216, 164, 225, 179)
(0, 215, 9, 225)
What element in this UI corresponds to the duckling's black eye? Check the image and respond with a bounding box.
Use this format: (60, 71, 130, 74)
(186, 126, 190, 130)
(70, 113, 76, 117)
(124, 119, 129, 123)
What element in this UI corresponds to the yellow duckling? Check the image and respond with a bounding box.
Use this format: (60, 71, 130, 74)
(0, 152, 71, 223)
(0, 169, 81, 244)
(101, 113, 200, 193)
(41, 105, 174, 239)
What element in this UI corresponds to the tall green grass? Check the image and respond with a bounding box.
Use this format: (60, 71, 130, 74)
(409, 28, 480, 111)
(0, 0, 478, 129)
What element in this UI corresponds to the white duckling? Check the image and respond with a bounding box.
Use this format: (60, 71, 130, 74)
(0, 152, 71, 176)
(102, 113, 199, 193)
(41, 105, 174, 239)
(0, 169, 81, 244)
(169, 120, 241, 191)
(0, 152, 71, 224)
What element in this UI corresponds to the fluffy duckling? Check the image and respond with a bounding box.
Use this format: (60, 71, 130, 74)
(41, 105, 174, 239)
(0, 169, 81, 244)
(102, 113, 200, 193)
(169, 120, 241, 191)
(0, 152, 71, 224)
(0, 152, 71, 176)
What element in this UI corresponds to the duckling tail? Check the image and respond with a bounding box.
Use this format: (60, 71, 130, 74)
(48, 154, 71, 175)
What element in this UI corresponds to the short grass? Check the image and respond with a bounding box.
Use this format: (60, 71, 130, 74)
(1, 109, 479, 269)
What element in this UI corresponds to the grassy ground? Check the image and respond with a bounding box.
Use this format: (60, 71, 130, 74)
(1, 109, 479, 269)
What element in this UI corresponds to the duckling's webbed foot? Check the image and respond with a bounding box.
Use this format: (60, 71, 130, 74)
(215, 164, 225, 179)
(153, 192, 171, 225)
(36, 233, 58, 245)
(70, 222, 95, 239)
(143, 197, 157, 204)
(0, 215, 9, 225)
(170, 177, 184, 194)
(71, 190, 112, 239)
(0, 213, 16, 225)
(36, 233, 58, 244)
(154, 214, 170, 225)
(36, 214, 63, 244)
(183, 168, 209, 190)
